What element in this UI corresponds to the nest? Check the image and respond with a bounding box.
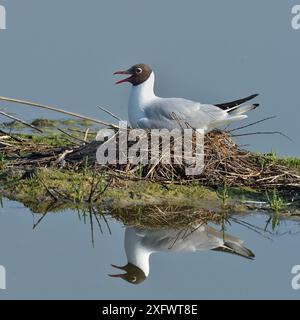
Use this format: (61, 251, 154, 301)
(1, 130, 300, 192)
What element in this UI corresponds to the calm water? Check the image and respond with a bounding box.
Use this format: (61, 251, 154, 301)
(0, 198, 299, 299)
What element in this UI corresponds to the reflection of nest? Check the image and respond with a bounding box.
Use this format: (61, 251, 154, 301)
(109, 205, 223, 230)
(2, 130, 300, 191)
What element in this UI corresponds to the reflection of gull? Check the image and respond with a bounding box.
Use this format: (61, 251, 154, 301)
(109, 225, 254, 285)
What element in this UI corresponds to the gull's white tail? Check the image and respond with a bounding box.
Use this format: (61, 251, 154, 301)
(207, 226, 255, 259)
(209, 103, 259, 130)
(212, 241, 255, 260)
(227, 103, 260, 116)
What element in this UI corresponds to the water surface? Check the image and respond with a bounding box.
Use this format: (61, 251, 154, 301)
(0, 199, 299, 299)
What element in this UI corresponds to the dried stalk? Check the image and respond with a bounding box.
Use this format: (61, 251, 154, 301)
(0, 96, 119, 129)
(0, 110, 43, 133)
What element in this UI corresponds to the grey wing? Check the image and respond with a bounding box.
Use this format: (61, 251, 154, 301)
(136, 226, 254, 258)
(139, 226, 223, 252)
(138, 98, 227, 130)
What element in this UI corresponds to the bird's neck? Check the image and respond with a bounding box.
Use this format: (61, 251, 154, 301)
(128, 247, 151, 277)
(125, 228, 153, 277)
(129, 71, 156, 106)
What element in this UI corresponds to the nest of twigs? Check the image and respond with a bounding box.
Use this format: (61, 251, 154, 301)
(1, 128, 300, 192)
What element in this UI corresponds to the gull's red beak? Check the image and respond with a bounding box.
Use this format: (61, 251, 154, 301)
(108, 264, 127, 278)
(114, 70, 133, 84)
(108, 273, 126, 278)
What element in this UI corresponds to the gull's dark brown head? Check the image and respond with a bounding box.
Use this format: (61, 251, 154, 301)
(114, 63, 152, 86)
(108, 263, 146, 285)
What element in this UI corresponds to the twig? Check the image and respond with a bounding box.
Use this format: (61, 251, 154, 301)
(97, 105, 122, 121)
(231, 131, 293, 142)
(67, 128, 97, 134)
(0, 95, 119, 129)
(0, 135, 10, 140)
(0, 141, 14, 147)
(229, 116, 277, 133)
(88, 208, 95, 247)
(92, 207, 103, 234)
(37, 176, 58, 201)
(57, 128, 86, 145)
(88, 174, 98, 203)
(33, 212, 49, 230)
(93, 176, 113, 202)
(0, 129, 24, 142)
(230, 217, 273, 240)
(52, 149, 74, 166)
(101, 212, 112, 235)
(83, 128, 90, 142)
(0, 110, 43, 133)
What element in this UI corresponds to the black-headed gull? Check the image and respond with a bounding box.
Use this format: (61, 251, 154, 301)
(109, 224, 254, 284)
(114, 63, 259, 132)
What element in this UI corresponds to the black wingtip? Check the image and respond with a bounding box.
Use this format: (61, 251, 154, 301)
(253, 103, 260, 108)
(215, 93, 260, 110)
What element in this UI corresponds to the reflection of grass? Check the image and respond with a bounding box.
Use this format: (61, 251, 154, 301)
(220, 213, 227, 240)
(216, 179, 230, 240)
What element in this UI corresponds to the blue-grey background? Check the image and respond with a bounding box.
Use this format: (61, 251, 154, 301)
(0, 0, 299, 156)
